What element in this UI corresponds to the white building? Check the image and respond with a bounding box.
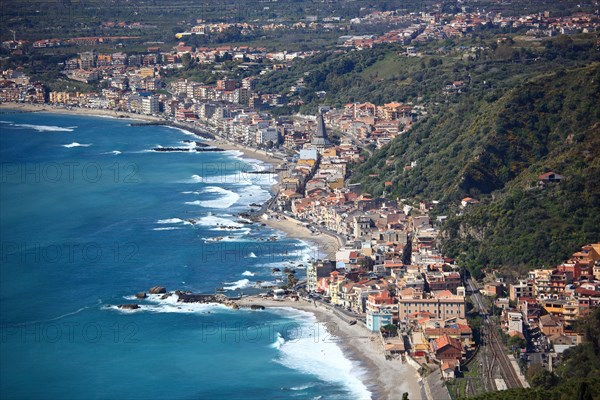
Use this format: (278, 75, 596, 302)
(255, 127, 279, 145)
(141, 96, 159, 115)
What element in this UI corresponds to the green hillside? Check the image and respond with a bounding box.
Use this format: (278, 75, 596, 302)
(348, 36, 600, 273)
(440, 63, 600, 272)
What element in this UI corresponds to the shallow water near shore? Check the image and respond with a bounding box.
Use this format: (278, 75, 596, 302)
(0, 111, 370, 399)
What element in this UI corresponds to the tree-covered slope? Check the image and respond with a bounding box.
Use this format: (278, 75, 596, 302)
(349, 38, 599, 271)
(441, 64, 600, 271)
(352, 62, 600, 201)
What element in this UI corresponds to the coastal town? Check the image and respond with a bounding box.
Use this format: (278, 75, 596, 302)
(1, 2, 600, 399)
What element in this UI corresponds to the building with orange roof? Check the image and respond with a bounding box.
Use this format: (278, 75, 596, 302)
(424, 324, 474, 349)
(432, 334, 463, 362)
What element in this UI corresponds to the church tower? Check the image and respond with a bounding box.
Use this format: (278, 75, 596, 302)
(311, 111, 331, 150)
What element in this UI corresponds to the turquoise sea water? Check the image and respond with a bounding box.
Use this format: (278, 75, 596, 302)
(0, 112, 370, 400)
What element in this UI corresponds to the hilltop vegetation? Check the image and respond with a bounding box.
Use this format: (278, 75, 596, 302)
(345, 34, 599, 273)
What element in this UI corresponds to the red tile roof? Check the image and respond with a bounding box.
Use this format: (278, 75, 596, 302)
(433, 334, 462, 352)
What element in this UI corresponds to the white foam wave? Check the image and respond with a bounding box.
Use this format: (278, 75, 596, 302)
(153, 227, 182, 231)
(290, 384, 315, 391)
(223, 279, 252, 291)
(188, 173, 249, 185)
(242, 271, 255, 276)
(273, 308, 371, 400)
(199, 186, 241, 209)
(195, 214, 243, 230)
(271, 332, 286, 349)
(212, 227, 251, 234)
(156, 218, 193, 225)
(164, 125, 201, 137)
(249, 252, 257, 258)
(110, 292, 229, 314)
(259, 280, 281, 287)
(63, 142, 91, 148)
(202, 231, 251, 243)
(11, 123, 77, 132)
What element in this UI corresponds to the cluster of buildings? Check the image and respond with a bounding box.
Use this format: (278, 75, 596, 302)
(305, 219, 471, 378)
(323, 102, 423, 148)
(2, 36, 141, 53)
(29, 38, 422, 151)
(286, 122, 471, 376)
(340, 9, 598, 50)
(175, 21, 256, 38)
(482, 244, 600, 356)
(0, 70, 46, 103)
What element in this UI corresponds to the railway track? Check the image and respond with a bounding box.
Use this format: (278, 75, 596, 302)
(469, 279, 523, 390)
(487, 322, 523, 388)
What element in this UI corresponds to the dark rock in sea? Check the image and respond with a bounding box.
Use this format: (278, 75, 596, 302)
(149, 286, 167, 294)
(236, 219, 252, 225)
(153, 147, 191, 152)
(135, 292, 147, 299)
(177, 293, 219, 303)
(272, 268, 281, 273)
(250, 305, 265, 310)
(118, 304, 140, 310)
(161, 293, 171, 299)
(152, 146, 225, 153)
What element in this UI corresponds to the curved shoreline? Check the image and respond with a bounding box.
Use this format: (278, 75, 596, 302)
(237, 296, 424, 400)
(1, 102, 423, 399)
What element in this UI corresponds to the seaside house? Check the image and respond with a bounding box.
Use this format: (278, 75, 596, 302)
(365, 291, 396, 332)
(366, 310, 394, 332)
(431, 334, 464, 363)
(306, 259, 334, 292)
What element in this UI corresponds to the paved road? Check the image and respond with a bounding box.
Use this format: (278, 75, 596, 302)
(314, 225, 347, 249)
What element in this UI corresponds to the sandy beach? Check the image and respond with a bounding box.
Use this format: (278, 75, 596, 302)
(1, 101, 404, 397)
(237, 296, 425, 400)
(260, 214, 341, 259)
(207, 138, 285, 164)
(0, 102, 164, 122)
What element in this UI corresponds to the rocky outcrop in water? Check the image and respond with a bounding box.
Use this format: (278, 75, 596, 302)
(149, 286, 167, 294)
(118, 304, 140, 310)
(152, 147, 224, 152)
(174, 291, 239, 308)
